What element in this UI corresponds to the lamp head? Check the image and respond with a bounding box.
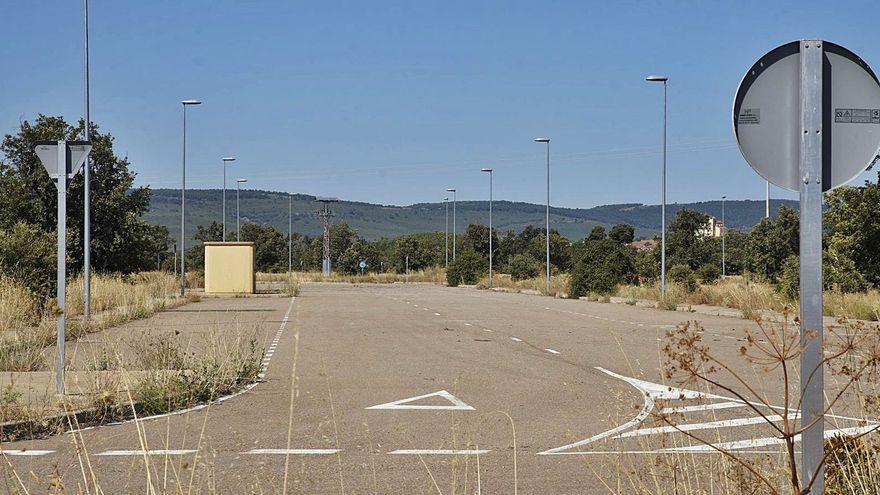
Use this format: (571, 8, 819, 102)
(222, 156, 236, 162)
(446, 188, 456, 192)
(481, 168, 493, 172)
(645, 75, 668, 82)
(181, 99, 202, 105)
(534, 137, 550, 143)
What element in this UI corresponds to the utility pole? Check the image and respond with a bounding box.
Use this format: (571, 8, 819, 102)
(316, 198, 338, 275)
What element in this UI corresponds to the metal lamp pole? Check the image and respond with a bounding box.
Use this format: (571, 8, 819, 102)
(236, 179, 247, 241)
(721, 195, 726, 277)
(222, 157, 236, 240)
(83, 0, 92, 321)
(646, 75, 668, 300)
(481, 168, 493, 287)
(444, 197, 449, 269)
(534, 138, 551, 292)
(288, 194, 293, 284)
(180, 99, 201, 297)
(446, 189, 456, 260)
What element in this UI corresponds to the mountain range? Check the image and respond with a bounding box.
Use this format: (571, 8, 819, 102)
(144, 188, 797, 243)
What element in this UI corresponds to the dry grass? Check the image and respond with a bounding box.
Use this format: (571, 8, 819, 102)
(476, 273, 570, 297)
(257, 267, 447, 284)
(614, 277, 880, 321)
(0, 275, 39, 332)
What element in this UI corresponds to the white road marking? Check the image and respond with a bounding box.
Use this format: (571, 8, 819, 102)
(0, 450, 54, 456)
(544, 348, 561, 355)
(464, 323, 472, 326)
(97, 450, 197, 456)
(616, 413, 800, 438)
(366, 390, 475, 411)
(434, 312, 441, 316)
(389, 449, 490, 455)
(661, 401, 747, 414)
(246, 448, 340, 455)
(483, 328, 492, 332)
(510, 337, 522, 342)
(663, 425, 880, 452)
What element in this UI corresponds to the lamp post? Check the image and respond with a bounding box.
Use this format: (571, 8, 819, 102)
(765, 180, 770, 218)
(83, 0, 92, 321)
(721, 195, 726, 277)
(236, 179, 247, 241)
(444, 197, 449, 269)
(646, 75, 668, 300)
(288, 194, 293, 285)
(534, 137, 551, 292)
(481, 168, 493, 287)
(446, 188, 457, 260)
(180, 99, 202, 297)
(222, 157, 236, 240)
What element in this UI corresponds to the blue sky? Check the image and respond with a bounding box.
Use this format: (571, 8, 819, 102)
(3, 0, 880, 208)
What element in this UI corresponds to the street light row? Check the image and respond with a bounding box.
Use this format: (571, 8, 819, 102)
(179, 99, 248, 295)
(445, 76, 669, 296)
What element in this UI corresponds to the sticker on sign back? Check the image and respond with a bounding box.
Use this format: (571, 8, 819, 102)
(835, 108, 880, 124)
(738, 108, 760, 124)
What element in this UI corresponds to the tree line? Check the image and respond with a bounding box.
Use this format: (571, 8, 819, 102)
(2, 115, 879, 302)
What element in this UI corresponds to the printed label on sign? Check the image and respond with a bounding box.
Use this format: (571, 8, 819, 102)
(835, 108, 880, 124)
(738, 108, 760, 125)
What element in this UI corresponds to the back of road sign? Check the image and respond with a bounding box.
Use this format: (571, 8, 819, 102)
(733, 41, 880, 191)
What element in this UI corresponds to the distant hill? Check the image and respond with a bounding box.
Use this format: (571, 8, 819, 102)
(145, 189, 798, 243)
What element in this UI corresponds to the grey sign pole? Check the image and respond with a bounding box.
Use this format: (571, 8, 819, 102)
(35, 140, 91, 395)
(799, 39, 824, 492)
(734, 39, 880, 494)
(55, 142, 67, 394)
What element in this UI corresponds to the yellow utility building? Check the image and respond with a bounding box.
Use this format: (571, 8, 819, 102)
(204, 242, 255, 294)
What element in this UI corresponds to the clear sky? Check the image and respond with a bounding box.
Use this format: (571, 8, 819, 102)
(3, 0, 880, 209)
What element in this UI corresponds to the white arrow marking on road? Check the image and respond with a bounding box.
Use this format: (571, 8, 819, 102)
(246, 448, 341, 455)
(389, 449, 489, 455)
(661, 401, 747, 414)
(661, 425, 879, 452)
(366, 390, 474, 411)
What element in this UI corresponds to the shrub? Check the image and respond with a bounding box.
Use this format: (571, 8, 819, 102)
(508, 254, 541, 281)
(0, 222, 56, 300)
(570, 262, 618, 297)
(446, 250, 486, 287)
(668, 264, 697, 292)
(697, 263, 722, 284)
(778, 255, 800, 300)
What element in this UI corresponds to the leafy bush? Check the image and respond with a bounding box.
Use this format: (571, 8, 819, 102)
(697, 263, 722, 284)
(777, 255, 800, 300)
(569, 239, 637, 297)
(668, 264, 697, 292)
(0, 222, 56, 300)
(446, 250, 486, 287)
(508, 254, 541, 281)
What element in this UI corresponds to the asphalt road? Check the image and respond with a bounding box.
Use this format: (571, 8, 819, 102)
(2, 283, 870, 494)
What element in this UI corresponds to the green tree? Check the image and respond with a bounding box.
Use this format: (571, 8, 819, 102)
(569, 239, 636, 297)
(745, 206, 799, 282)
(825, 173, 880, 286)
(0, 222, 56, 299)
(240, 223, 287, 272)
(609, 224, 635, 245)
(446, 249, 486, 286)
(507, 253, 541, 281)
(0, 115, 155, 274)
(666, 209, 714, 270)
(586, 226, 607, 242)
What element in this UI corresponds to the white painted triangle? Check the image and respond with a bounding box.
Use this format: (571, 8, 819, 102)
(366, 390, 474, 411)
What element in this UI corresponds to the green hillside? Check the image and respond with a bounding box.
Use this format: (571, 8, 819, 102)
(145, 188, 797, 243)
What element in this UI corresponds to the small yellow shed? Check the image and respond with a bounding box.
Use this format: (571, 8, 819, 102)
(204, 242, 255, 294)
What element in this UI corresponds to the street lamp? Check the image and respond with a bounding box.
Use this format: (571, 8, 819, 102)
(481, 168, 494, 287)
(446, 188, 457, 260)
(646, 74, 668, 301)
(83, 0, 93, 321)
(222, 156, 236, 240)
(236, 179, 247, 241)
(534, 137, 551, 293)
(180, 99, 202, 297)
(443, 197, 449, 269)
(721, 195, 726, 277)
(288, 194, 293, 285)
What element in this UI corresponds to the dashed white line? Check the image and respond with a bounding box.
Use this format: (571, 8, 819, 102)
(0, 450, 53, 456)
(544, 348, 561, 355)
(483, 328, 492, 332)
(389, 449, 490, 455)
(434, 312, 441, 316)
(246, 448, 341, 455)
(97, 450, 197, 456)
(510, 337, 522, 342)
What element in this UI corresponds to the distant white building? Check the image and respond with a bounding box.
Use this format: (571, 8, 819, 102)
(697, 216, 725, 238)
